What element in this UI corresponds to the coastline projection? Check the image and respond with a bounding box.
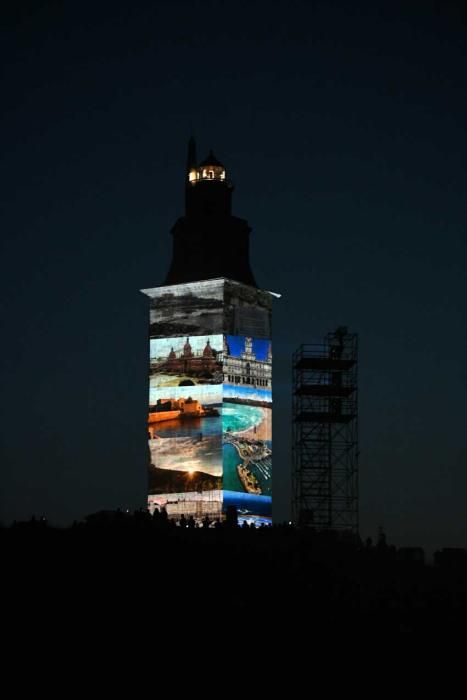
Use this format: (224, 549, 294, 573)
(221, 336, 272, 521)
(146, 280, 224, 338)
(222, 388, 272, 519)
(148, 383, 223, 495)
(149, 382, 222, 408)
(223, 441, 271, 496)
(223, 384, 272, 404)
(222, 403, 264, 434)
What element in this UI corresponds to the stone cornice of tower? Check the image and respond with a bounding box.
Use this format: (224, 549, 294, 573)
(141, 277, 280, 298)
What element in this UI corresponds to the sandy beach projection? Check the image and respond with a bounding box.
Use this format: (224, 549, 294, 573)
(223, 403, 272, 497)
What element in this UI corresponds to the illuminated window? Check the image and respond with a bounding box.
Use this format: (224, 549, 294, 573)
(220, 170, 225, 180)
(208, 170, 214, 179)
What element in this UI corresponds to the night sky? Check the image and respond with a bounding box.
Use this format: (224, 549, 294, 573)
(1, 1, 466, 551)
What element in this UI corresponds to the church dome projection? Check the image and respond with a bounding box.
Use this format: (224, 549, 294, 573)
(203, 339, 216, 357)
(183, 337, 193, 356)
(141, 137, 276, 526)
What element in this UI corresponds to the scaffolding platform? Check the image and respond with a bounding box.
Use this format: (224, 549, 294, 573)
(292, 327, 359, 534)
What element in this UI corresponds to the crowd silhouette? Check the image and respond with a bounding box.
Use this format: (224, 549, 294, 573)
(3, 509, 467, 635)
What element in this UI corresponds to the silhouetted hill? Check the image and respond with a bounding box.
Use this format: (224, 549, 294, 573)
(3, 513, 467, 637)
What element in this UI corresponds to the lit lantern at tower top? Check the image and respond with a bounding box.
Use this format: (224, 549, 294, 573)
(188, 150, 227, 184)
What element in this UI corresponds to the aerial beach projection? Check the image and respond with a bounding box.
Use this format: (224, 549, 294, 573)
(222, 384, 272, 522)
(223, 403, 272, 495)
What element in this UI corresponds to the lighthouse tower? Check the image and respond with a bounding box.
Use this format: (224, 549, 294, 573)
(142, 139, 273, 525)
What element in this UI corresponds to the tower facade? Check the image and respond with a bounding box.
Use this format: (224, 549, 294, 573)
(142, 142, 273, 525)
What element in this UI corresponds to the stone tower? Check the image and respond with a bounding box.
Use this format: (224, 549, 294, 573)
(141, 139, 273, 524)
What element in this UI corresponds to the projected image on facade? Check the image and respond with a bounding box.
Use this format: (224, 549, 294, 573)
(143, 282, 274, 524)
(222, 334, 272, 524)
(150, 335, 223, 387)
(147, 279, 224, 338)
(148, 384, 222, 495)
(223, 335, 272, 393)
(149, 382, 222, 413)
(223, 403, 272, 495)
(148, 491, 223, 520)
(224, 280, 272, 338)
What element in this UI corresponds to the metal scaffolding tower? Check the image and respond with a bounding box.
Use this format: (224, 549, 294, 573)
(292, 327, 358, 534)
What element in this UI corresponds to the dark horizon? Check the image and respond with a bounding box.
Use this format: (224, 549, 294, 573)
(1, 1, 467, 552)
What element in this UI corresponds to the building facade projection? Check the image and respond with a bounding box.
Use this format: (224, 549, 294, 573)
(223, 336, 272, 388)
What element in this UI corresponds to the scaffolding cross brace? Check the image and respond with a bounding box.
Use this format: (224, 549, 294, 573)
(292, 327, 359, 534)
